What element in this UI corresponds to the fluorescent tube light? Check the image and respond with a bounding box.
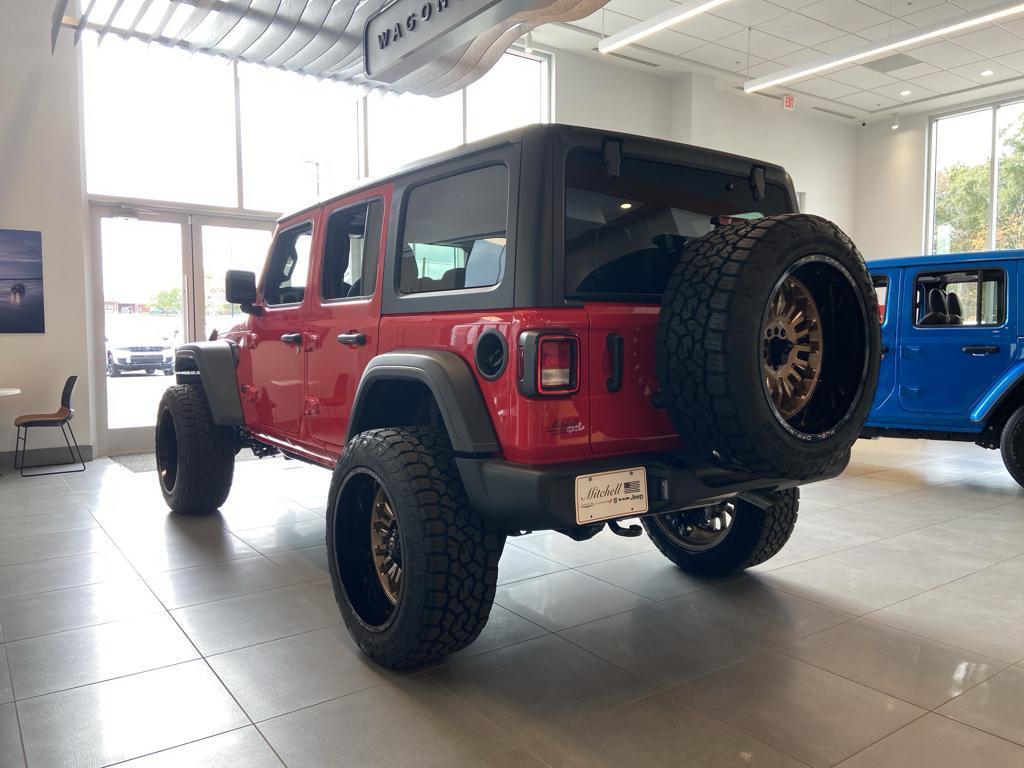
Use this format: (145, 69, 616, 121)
(598, 0, 734, 54)
(745, 0, 1024, 93)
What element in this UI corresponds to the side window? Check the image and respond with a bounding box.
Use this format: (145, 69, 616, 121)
(913, 269, 1006, 327)
(399, 165, 508, 295)
(872, 275, 888, 324)
(321, 200, 383, 301)
(264, 222, 313, 306)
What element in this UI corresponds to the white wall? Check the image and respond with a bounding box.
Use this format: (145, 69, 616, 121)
(0, 0, 92, 461)
(851, 114, 929, 261)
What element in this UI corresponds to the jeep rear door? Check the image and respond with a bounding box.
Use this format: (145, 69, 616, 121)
(304, 191, 388, 450)
(562, 149, 792, 455)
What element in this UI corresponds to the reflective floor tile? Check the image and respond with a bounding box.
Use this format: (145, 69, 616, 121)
(0, 494, 86, 520)
(208, 625, 389, 721)
(0, 703, 23, 768)
(0, 550, 134, 600)
(17, 661, 248, 768)
(266, 545, 330, 581)
(0, 508, 96, 540)
(783, 619, 1004, 708)
(0, 647, 11, 704)
(938, 665, 1024, 746)
(526, 690, 806, 768)
(171, 580, 341, 655)
(258, 676, 515, 768)
(496, 544, 565, 585)
(0, 527, 113, 567)
(116, 528, 260, 574)
(117, 726, 284, 767)
(836, 713, 1024, 767)
(559, 600, 764, 687)
(495, 570, 649, 631)
(869, 589, 1024, 662)
(929, 554, 1024, 613)
(937, 510, 1024, 548)
(429, 634, 654, 743)
(6, 613, 198, 699)
(462, 747, 550, 768)
(232, 519, 325, 554)
(678, 651, 924, 768)
(145, 555, 312, 609)
(576, 550, 711, 601)
(509, 529, 653, 568)
(443, 604, 548, 662)
(217, 499, 320, 532)
(0, 577, 163, 641)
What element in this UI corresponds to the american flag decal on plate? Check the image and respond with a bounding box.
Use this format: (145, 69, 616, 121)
(624, 480, 642, 493)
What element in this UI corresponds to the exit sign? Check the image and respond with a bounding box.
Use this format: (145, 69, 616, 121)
(782, 94, 795, 111)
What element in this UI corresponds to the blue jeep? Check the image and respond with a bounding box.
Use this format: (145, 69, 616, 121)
(864, 251, 1024, 485)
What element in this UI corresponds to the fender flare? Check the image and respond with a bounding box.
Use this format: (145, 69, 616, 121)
(174, 341, 244, 426)
(972, 361, 1024, 424)
(346, 350, 500, 455)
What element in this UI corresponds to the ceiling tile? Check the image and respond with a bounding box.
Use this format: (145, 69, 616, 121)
(790, 76, 860, 98)
(858, 19, 915, 41)
(909, 70, 979, 91)
(775, 47, 831, 65)
(604, 0, 679, 20)
(766, 0, 820, 9)
(815, 33, 870, 53)
(858, 0, 945, 16)
(905, 40, 984, 67)
(837, 91, 901, 110)
(872, 80, 940, 100)
(719, 29, 803, 58)
(758, 12, 845, 45)
(800, 0, 892, 33)
(828, 65, 898, 88)
(745, 60, 787, 76)
(951, 25, 1024, 56)
(683, 42, 767, 71)
(995, 50, 1024, 70)
(952, 0, 1005, 9)
(883, 60, 940, 78)
(682, 13, 746, 41)
(641, 29, 707, 54)
(902, 2, 967, 26)
(949, 59, 1024, 83)
(708, 0, 790, 26)
(573, 9, 636, 35)
(997, 18, 1024, 37)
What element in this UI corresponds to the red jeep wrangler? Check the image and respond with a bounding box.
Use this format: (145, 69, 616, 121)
(155, 125, 879, 669)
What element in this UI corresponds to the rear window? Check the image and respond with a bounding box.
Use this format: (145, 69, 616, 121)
(564, 151, 790, 300)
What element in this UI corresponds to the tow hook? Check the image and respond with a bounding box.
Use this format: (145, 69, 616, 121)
(607, 519, 643, 537)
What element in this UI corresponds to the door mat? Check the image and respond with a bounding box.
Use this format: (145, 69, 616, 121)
(112, 448, 259, 473)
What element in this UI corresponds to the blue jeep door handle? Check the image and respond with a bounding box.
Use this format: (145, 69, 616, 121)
(962, 345, 999, 355)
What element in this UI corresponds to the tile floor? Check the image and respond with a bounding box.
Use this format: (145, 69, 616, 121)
(0, 438, 1023, 767)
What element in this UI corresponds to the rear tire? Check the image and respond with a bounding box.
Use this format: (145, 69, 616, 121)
(1000, 405, 1024, 488)
(642, 488, 799, 576)
(327, 427, 505, 669)
(155, 384, 235, 515)
(657, 214, 879, 480)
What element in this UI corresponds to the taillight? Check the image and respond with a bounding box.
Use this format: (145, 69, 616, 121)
(518, 331, 579, 397)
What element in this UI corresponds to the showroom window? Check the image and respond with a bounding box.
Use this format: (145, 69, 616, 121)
(929, 99, 1024, 253)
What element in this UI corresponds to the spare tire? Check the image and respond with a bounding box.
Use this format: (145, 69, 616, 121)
(656, 214, 879, 480)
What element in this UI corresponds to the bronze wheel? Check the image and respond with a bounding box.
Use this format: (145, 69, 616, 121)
(369, 485, 402, 605)
(649, 501, 736, 553)
(761, 275, 824, 421)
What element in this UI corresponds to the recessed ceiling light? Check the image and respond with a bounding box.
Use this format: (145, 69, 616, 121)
(620, 202, 633, 210)
(981, 69, 995, 76)
(891, 121, 900, 130)
(900, 89, 912, 96)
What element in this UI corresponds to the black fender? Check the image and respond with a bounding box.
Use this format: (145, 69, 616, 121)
(346, 350, 500, 455)
(174, 341, 244, 426)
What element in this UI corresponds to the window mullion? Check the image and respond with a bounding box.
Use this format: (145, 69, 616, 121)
(989, 106, 999, 251)
(233, 60, 245, 211)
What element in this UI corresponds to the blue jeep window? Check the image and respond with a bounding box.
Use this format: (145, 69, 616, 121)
(872, 275, 888, 324)
(913, 269, 1005, 327)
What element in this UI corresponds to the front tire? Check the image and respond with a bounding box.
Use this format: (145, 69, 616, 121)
(155, 385, 235, 515)
(642, 488, 799, 575)
(1000, 406, 1024, 488)
(327, 427, 505, 669)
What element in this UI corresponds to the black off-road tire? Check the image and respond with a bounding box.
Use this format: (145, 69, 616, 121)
(642, 488, 799, 575)
(155, 384, 235, 515)
(327, 427, 505, 669)
(1000, 405, 1024, 488)
(657, 214, 879, 480)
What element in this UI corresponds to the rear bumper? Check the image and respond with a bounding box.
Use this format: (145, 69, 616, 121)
(113, 361, 173, 372)
(457, 451, 847, 531)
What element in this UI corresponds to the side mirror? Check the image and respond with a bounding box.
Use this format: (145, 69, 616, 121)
(225, 270, 262, 316)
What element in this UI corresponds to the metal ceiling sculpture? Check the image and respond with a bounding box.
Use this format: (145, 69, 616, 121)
(51, 0, 607, 96)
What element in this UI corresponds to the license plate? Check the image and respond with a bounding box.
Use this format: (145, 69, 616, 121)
(575, 467, 648, 524)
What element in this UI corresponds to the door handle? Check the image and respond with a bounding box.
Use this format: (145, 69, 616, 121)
(280, 332, 303, 345)
(337, 332, 367, 347)
(962, 345, 999, 355)
(880, 344, 890, 355)
(606, 333, 623, 392)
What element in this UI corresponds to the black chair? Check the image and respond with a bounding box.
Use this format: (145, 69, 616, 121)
(14, 375, 86, 477)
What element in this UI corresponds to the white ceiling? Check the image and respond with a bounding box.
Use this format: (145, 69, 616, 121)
(534, 0, 1024, 121)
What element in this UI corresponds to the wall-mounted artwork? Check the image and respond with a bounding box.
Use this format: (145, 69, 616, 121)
(0, 228, 46, 334)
